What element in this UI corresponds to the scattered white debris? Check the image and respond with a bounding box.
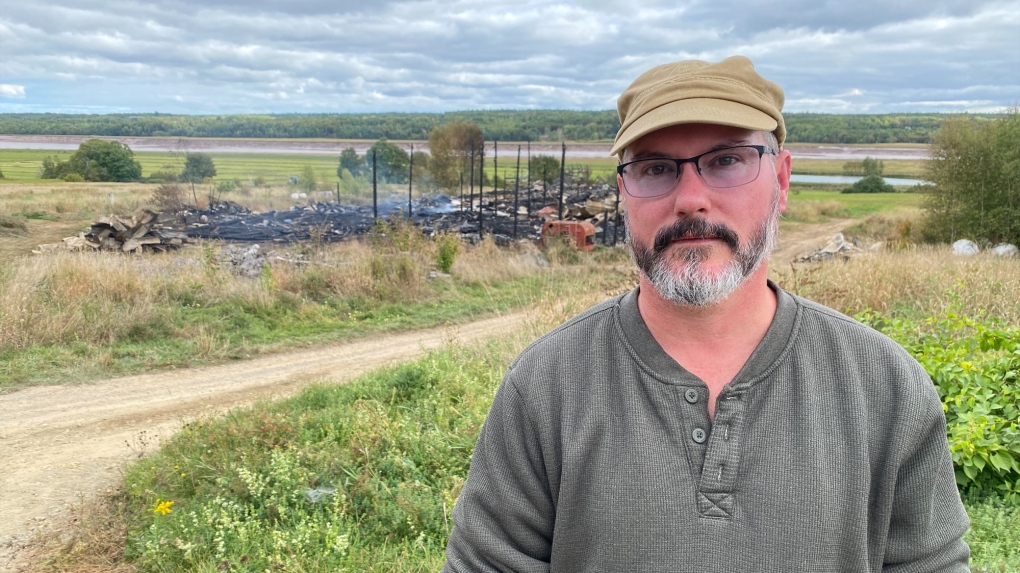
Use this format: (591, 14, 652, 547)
(991, 243, 1018, 257)
(952, 239, 980, 256)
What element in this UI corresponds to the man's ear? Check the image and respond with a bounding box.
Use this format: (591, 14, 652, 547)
(774, 150, 791, 213)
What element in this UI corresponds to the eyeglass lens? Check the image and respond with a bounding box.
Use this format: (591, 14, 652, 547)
(620, 146, 765, 198)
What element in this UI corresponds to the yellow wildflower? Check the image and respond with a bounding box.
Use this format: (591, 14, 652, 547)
(153, 499, 174, 515)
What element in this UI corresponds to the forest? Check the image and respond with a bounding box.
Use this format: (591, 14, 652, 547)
(0, 111, 1003, 144)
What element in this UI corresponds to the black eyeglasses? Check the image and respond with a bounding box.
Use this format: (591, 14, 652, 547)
(617, 145, 773, 198)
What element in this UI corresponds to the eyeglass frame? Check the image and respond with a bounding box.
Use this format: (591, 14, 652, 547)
(616, 144, 775, 198)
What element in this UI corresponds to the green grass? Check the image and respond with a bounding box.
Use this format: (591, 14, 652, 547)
(786, 186, 924, 219)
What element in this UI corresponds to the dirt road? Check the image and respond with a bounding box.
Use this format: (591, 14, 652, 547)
(0, 313, 526, 569)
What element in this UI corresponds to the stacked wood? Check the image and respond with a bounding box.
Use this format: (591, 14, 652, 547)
(35, 210, 189, 254)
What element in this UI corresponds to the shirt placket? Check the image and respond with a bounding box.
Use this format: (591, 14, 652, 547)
(696, 390, 745, 519)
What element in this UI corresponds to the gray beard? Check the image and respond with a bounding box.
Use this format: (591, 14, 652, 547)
(627, 196, 780, 307)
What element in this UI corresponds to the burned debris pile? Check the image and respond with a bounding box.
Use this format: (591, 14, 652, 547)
(34, 210, 189, 254)
(36, 183, 625, 255)
(180, 185, 624, 247)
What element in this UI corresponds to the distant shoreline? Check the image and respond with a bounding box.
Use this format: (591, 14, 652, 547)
(0, 135, 929, 160)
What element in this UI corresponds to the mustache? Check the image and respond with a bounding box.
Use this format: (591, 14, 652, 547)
(653, 218, 740, 254)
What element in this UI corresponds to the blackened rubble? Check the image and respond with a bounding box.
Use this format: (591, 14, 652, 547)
(181, 184, 625, 247)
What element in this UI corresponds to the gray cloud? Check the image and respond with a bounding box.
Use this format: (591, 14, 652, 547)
(0, 0, 1016, 114)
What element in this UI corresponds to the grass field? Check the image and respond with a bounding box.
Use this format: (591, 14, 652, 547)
(0, 146, 926, 186)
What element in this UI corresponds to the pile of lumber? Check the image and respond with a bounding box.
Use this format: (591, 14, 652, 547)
(35, 210, 189, 254)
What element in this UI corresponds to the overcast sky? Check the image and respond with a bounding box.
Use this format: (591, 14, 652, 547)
(1, 0, 1018, 116)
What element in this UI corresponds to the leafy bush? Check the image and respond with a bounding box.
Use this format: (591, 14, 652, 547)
(62, 173, 84, 182)
(841, 174, 894, 194)
(435, 233, 460, 274)
(859, 310, 1020, 500)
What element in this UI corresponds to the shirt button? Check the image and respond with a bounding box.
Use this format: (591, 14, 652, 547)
(684, 389, 698, 404)
(692, 428, 707, 443)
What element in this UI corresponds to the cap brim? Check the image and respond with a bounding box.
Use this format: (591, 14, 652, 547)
(610, 98, 779, 157)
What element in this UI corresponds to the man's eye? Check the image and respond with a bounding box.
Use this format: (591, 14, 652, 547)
(710, 154, 742, 168)
(639, 161, 675, 177)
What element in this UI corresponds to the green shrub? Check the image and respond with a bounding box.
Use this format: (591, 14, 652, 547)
(841, 174, 894, 194)
(435, 233, 460, 274)
(859, 310, 1020, 500)
(62, 173, 85, 183)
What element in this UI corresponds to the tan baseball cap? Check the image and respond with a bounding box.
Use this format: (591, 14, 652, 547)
(611, 56, 786, 156)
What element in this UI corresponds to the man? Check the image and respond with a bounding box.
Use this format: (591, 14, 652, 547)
(443, 56, 969, 572)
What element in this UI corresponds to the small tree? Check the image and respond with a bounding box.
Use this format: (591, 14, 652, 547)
(338, 148, 365, 178)
(367, 138, 410, 184)
(181, 153, 217, 183)
(428, 120, 484, 190)
(529, 155, 561, 185)
(842, 156, 884, 177)
(299, 165, 318, 193)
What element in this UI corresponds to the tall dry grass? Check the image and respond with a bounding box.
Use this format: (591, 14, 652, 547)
(772, 247, 1020, 325)
(0, 228, 556, 352)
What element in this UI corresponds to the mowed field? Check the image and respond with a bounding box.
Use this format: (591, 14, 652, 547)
(0, 143, 928, 185)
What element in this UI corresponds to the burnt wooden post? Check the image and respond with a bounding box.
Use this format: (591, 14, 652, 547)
(372, 149, 378, 220)
(336, 182, 340, 203)
(513, 145, 521, 240)
(558, 142, 566, 221)
(603, 206, 610, 245)
(526, 140, 531, 217)
(469, 141, 476, 214)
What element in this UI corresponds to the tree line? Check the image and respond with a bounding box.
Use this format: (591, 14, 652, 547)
(0, 111, 1004, 144)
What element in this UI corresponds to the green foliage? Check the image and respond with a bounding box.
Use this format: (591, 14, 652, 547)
(428, 120, 484, 191)
(841, 174, 895, 194)
(368, 138, 410, 184)
(922, 110, 1020, 245)
(299, 164, 318, 192)
(529, 155, 561, 185)
(858, 308, 1020, 501)
(435, 234, 460, 274)
(72, 139, 143, 181)
(338, 147, 366, 178)
(963, 492, 1020, 570)
(39, 139, 142, 181)
(843, 156, 885, 176)
(180, 152, 216, 183)
(0, 165, 5, 179)
(62, 173, 85, 183)
(1, 111, 1004, 144)
(337, 168, 368, 197)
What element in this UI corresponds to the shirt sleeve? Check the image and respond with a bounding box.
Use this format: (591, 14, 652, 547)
(883, 390, 971, 572)
(443, 370, 557, 573)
